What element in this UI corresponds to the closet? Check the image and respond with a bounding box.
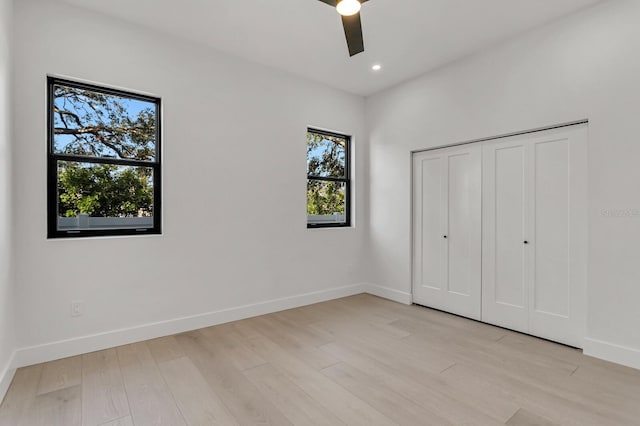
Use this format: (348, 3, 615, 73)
(412, 124, 587, 347)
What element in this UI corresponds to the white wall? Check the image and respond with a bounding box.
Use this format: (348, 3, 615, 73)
(0, 0, 15, 396)
(366, 0, 640, 367)
(12, 0, 367, 363)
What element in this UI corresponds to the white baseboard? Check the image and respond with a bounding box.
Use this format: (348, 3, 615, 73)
(0, 351, 16, 405)
(583, 337, 640, 370)
(13, 283, 367, 369)
(364, 283, 413, 305)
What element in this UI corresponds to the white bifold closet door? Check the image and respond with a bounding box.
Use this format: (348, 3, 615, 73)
(482, 124, 588, 347)
(412, 145, 482, 320)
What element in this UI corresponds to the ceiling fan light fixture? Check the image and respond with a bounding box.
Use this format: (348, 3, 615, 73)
(336, 0, 361, 17)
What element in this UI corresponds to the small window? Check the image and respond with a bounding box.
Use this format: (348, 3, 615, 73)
(47, 77, 161, 238)
(307, 128, 351, 228)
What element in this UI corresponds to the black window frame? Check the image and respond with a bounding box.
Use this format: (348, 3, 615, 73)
(306, 128, 351, 229)
(47, 77, 162, 239)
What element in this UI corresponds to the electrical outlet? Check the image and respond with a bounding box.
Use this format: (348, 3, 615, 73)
(71, 300, 83, 317)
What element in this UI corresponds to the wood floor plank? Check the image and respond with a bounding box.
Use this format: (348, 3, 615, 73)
(396, 319, 581, 379)
(322, 362, 452, 425)
(36, 355, 82, 396)
(390, 309, 578, 382)
(0, 364, 43, 426)
(335, 295, 401, 323)
(116, 343, 186, 426)
(244, 363, 346, 425)
(158, 356, 239, 426)
(175, 331, 293, 425)
(441, 362, 624, 425)
(362, 294, 508, 341)
(311, 317, 455, 375)
(98, 416, 134, 426)
(230, 322, 399, 426)
(199, 325, 267, 371)
(312, 300, 412, 339)
(426, 330, 640, 424)
(145, 336, 185, 364)
(81, 349, 130, 426)
(506, 408, 558, 426)
(26, 385, 81, 426)
(271, 305, 332, 327)
(497, 332, 585, 366)
(240, 315, 340, 370)
(570, 359, 640, 396)
(320, 340, 507, 425)
(260, 313, 335, 346)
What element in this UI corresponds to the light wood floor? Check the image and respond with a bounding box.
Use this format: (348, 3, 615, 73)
(1, 294, 640, 426)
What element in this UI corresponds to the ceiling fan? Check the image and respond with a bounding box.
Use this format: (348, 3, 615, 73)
(317, 0, 370, 57)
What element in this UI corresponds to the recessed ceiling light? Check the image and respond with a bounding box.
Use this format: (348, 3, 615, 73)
(372, 64, 382, 71)
(336, 0, 361, 17)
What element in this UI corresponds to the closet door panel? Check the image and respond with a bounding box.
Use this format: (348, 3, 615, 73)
(528, 125, 587, 348)
(412, 152, 447, 309)
(495, 146, 527, 307)
(482, 142, 529, 333)
(419, 156, 445, 290)
(445, 148, 482, 319)
(533, 139, 570, 317)
(447, 152, 474, 295)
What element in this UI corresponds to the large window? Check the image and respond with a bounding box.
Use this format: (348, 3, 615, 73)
(47, 77, 161, 238)
(307, 128, 351, 228)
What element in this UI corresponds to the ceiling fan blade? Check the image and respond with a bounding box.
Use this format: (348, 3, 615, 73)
(317, 0, 337, 6)
(341, 12, 364, 56)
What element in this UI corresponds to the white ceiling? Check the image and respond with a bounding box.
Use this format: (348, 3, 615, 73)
(60, 0, 603, 96)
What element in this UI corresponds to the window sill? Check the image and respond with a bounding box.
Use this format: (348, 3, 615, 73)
(307, 225, 355, 231)
(47, 232, 163, 241)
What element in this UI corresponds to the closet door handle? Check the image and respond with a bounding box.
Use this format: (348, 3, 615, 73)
(443, 235, 448, 239)
(524, 240, 529, 244)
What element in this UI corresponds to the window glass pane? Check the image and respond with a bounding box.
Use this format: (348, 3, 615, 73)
(56, 161, 155, 231)
(53, 84, 157, 161)
(307, 179, 347, 225)
(307, 131, 346, 178)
